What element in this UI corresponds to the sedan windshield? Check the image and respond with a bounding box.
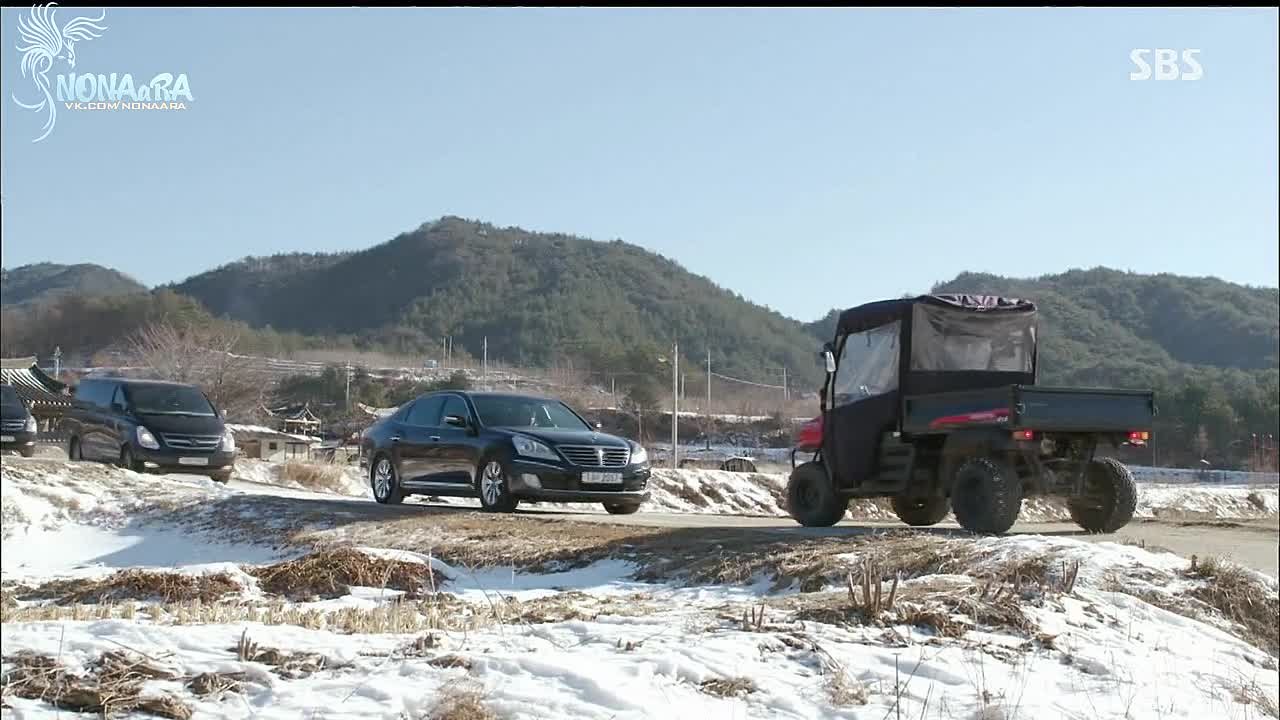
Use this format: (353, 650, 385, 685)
(471, 395, 590, 430)
(127, 385, 216, 416)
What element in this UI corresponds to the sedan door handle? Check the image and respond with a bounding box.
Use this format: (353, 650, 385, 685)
(430, 436, 441, 442)
(389, 435, 401, 443)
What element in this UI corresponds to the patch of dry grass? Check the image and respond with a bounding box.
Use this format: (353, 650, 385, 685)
(633, 531, 977, 591)
(279, 460, 351, 494)
(1231, 677, 1280, 719)
(233, 630, 332, 679)
(186, 671, 245, 698)
(250, 547, 443, 600)
(790, 563, 1038, 639)
(0, 594, 476, 635)
(699, 676, 756, 698)
(15, 570, 240, 605)
(0, 650, 191, 719)
(419, 680, 497, 720)
(1187, 555, 1280, 656)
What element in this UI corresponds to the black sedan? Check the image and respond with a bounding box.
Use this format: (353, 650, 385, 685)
(360, 391, 650, 514)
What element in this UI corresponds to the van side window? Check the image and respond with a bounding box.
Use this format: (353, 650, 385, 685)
(111, 385, 128, 411)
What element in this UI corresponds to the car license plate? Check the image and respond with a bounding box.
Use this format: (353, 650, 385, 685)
(178, 457, 209, 467)
(582, 471, 622, 485)
(0, 436, 14, 443)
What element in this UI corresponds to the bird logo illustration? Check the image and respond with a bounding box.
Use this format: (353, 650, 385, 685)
(11, 4, 108, 142)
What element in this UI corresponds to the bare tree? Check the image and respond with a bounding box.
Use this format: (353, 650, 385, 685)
(128, 320, 266, 419)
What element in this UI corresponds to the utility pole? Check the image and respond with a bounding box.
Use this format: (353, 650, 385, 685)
(482, 336, 488, 381)
(52, 346, 62, 378)
(706, 348, 712, 413)
(782, 366, 788, 402)
(671, 341, 679, 469)
(344, 361, 352, 412)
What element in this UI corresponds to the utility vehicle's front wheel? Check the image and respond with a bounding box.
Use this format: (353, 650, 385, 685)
(950, 456, 1023, 535)
(786, 462, 847, 527)
(891, 494, 951, 526)
(1067, 457, 1137, 533)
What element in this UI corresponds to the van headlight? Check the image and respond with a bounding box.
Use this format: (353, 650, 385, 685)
(220, 429, 236, 452)
(136, 426, 160, 450)
(24, 416, 37, 433)
(512, 435, 557, 462)
(629, 442, 648, 466)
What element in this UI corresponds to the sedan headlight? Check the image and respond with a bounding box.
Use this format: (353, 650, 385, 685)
(220, 429, 236, 452)
(629, 442, 648, 466)
(136, 426, 160, 450)
(24, 416, 37, 433)
(512, 435, 558, 462)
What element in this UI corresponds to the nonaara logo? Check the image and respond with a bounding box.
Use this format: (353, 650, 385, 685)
(11, 4, 194, 143)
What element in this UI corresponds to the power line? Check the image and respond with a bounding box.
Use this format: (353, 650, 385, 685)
(709, 371, 785, 390)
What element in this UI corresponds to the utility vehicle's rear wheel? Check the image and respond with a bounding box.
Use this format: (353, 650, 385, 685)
(1067, 457, 1137, 533)
(786, 462, 847, 527)
(891, 494, 951, 526)
(950, 456, 1023, 535)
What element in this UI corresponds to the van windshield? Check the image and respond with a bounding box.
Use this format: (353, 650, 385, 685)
(0, 385, 20, 407)
(127, 385, 216, 416)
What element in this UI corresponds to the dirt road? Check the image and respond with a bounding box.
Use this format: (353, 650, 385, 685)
(514, 506, 1280, 577)
(220, 475, 1280, 577)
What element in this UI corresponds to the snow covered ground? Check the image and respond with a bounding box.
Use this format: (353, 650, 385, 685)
(2, 457, 1278, 719)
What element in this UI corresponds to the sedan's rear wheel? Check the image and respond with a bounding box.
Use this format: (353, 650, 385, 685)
(371, 455, 405, 505)
(477, 459, 519, 513)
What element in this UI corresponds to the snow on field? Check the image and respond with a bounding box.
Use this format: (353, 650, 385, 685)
(2, 534, 1277, 719)
(3, 457, 1279, 718)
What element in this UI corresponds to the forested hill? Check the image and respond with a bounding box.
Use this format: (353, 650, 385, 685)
(168, 216, 822, 382)
(1, 263, 147, 306)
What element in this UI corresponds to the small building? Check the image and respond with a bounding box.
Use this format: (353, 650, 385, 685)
(262, 403, 323, 437)
(0, 356, 72, 431)
(227, 424, 315, 462)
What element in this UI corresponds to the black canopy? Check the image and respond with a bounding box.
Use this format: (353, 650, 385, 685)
(835, 294, 1036, 337)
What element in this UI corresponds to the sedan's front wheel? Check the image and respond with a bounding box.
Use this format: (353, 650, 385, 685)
(477, 459, 519, 513)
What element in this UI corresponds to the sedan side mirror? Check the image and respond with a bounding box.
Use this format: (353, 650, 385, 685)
(823, 350, 836, 374)
(443, 414, 469, 429)
(111, 402, 128, 415)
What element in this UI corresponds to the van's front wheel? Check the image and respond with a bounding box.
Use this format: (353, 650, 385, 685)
(786, 462, 847, 527)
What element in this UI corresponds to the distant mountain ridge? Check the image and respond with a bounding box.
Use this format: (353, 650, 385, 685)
(1, 263, 148, 306)
(167, 216, 822, 382)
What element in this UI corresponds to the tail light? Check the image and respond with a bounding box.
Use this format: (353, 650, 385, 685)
(1128, 431, 1150, 445)
(1012, 430, 1035, 441)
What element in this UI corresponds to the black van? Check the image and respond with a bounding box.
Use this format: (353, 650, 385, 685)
(1, 384, 38, 457)
(63, 377, 236, 483)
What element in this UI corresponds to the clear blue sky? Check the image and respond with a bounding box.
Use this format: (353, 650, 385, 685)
(2, 7, 1276, 321)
